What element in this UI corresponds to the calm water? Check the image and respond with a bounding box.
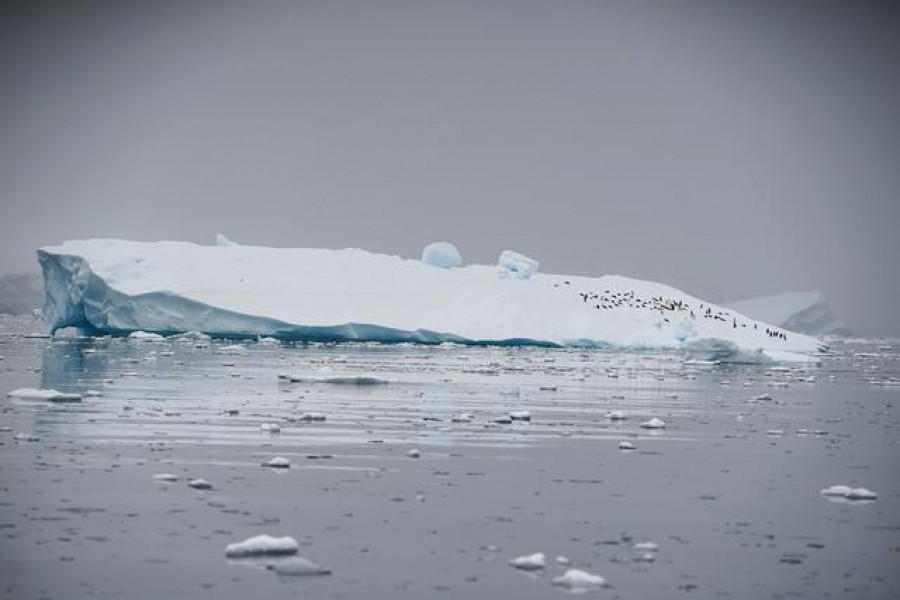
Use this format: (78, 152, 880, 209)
(1, 315, 898, 599)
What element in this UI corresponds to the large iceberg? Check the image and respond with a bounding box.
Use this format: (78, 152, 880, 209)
(37, 239, 823, 358)
(727, 291, 847, 336)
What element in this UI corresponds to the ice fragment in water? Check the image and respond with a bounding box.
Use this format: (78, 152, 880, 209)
(268, 556, 331, 577)
(225, 535, 299, 558)
(265, 457, 291, 469)
(509, 552, 546, 571)
(552, 568, 606, 591)
(640, 418, 667, 429)
(188, 478, 213, 490)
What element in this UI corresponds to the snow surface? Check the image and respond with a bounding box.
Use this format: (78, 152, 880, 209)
(421, 242, 462, 269)
(727, 291, 845, 336)
(37, 239, 823, 355)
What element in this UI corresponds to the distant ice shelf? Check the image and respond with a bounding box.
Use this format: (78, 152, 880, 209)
(727, 291, 847, 336)
(37, 239, 824, 360)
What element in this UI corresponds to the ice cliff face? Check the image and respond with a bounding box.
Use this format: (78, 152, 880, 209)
(727, 291, 847, 336)
(37, 239, 824, 358)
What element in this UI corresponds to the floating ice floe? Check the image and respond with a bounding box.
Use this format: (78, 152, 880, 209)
(633, 541, 659, 551)
(128, 331, 165, 341)
(260, 423, 281, 433)
(820, 485, 877, 501)
(225, 535, 299, 558)
(267, 556, 331, 577)
(618, 441, 636, 451)
(265, 457, 291, 469)
(188, 478, 213, 490)
(509, 552, 546, 571)
(218, 344, 248, 355)
(278, 373, 394, 385)
(451, 413, 474, 423)
(556, 555, 571, 565)
(6, 388, 83, 403)
(407, 449, 421, 459)
(509, 410, 532, 421)
(153, 473, 179, 482)
(606, 411, 627, 421)
(552, 568, 606, 592)
(640, 418, 667, 429)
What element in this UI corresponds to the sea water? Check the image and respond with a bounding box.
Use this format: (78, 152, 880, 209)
(1, 315, 897, 599)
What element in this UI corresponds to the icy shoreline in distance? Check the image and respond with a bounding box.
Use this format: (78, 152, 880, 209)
(37, 239, 823, 359)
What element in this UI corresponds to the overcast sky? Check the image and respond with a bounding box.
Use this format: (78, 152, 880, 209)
(1, 0, 898, 335)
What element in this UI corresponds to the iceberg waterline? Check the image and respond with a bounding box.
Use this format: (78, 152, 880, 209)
(37, 239, 823, 357)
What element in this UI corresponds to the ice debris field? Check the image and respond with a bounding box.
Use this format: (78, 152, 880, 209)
(39, 238, 823, 362)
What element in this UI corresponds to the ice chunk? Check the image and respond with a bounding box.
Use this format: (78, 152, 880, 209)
(279, 373, 393, 385)
(552, 568, 606, 591)
(188, 478, 213, 490)
(509, 552, 545, 571)
(268, 556, 331, 577)
(260, 423, 281, 433)
(406, 449, 421, 458)
(618, 441, 636, 451)
(845, 487, 877, 500)
(509, 410, 532, 421)
(633, 541, 659, 551)
(640, 418, 667, 429)
(421, 241, 462, 269)
(7, 388, 83, 403)
(153, 473, 179, 482)
(498, 250, 538, 279)
(264, 457, 291, 469)
(225, 535, 299, 558)
(128, 331, 165, 341)
(606, 411, 627, 421)
(819, 485, 853, 497)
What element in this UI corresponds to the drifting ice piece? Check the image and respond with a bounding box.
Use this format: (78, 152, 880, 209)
(421, 241, 462, 269)
(498, 250, 538, 279)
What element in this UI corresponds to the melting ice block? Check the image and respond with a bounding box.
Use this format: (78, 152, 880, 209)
(37, 239, 823, 356)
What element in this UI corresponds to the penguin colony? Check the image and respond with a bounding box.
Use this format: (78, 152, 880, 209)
(553, 281, 789, 341)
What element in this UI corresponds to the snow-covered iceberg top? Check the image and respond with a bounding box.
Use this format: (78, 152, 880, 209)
(37, 239, 823, 357)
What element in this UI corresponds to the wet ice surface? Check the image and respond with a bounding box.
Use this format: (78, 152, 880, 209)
(0, 315, 898, 599)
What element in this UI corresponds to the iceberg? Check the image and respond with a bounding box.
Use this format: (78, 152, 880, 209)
(37, 239, 823, 358)
(727, 291, 847, 336)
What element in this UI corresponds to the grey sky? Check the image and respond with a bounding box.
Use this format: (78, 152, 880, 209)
(1, 0, 898, 335)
